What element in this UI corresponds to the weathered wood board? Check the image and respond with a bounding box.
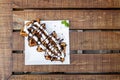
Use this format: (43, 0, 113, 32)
(13, 0, 120, 8)
(0, 3, 12, 80)
(13, 10, 120, 29)
(9, 75, 120, 80)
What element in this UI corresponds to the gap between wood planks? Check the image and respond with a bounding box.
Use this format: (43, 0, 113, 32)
(13, 29, 120, 32)
(12, 50, 120, 54)
(13, 8, 120, 11)
(12, 72, 120, 75)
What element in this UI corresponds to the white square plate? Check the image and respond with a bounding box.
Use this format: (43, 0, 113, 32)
(24, 20, 70, 65)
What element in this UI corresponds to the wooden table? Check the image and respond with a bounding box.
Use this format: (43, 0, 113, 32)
(0, 0, 120, 80)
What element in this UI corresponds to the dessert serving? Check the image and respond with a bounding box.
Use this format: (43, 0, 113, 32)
(20, 19, 70, 65)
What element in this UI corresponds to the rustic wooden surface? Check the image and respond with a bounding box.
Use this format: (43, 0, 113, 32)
(13, 10, 120, 29)
(12, 0, 120, 8)
(0, 0, 11, 3)
(9, 75, 120, 80)
(0, 3, 12, 80)
(12, 53, 120, 72)
(1, 0, 120, 80)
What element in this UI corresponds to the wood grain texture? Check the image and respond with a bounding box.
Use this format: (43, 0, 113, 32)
(13, 0, 120, 8)
(13, 31, 120, 50)
(0, 3, 12, 80)
(9, 75, 120, 80)
(13, 10, 120, 30)
(0, 4, 12, 14)
(13, 32, 24, 50)
(0, 0, 11, 3)
(12, 53, 120, 72)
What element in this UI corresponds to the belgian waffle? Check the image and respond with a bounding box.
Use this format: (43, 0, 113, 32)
(20, 19, 67, 62)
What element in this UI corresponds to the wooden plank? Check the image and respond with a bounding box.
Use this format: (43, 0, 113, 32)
(0, 49, 12, 80)
(13, 0, 120, 8)
(9, 75, 120, 80)
(13, 31, 120, 50)
(13, 32, 24, 50)
(12, 53, 120, 72)
(13, 10, 120, 29)
(0, 4, 12, 14)
(0, 20, 12, 79)
(0, 1, 12, 80)
(0, 0, 11, 3)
